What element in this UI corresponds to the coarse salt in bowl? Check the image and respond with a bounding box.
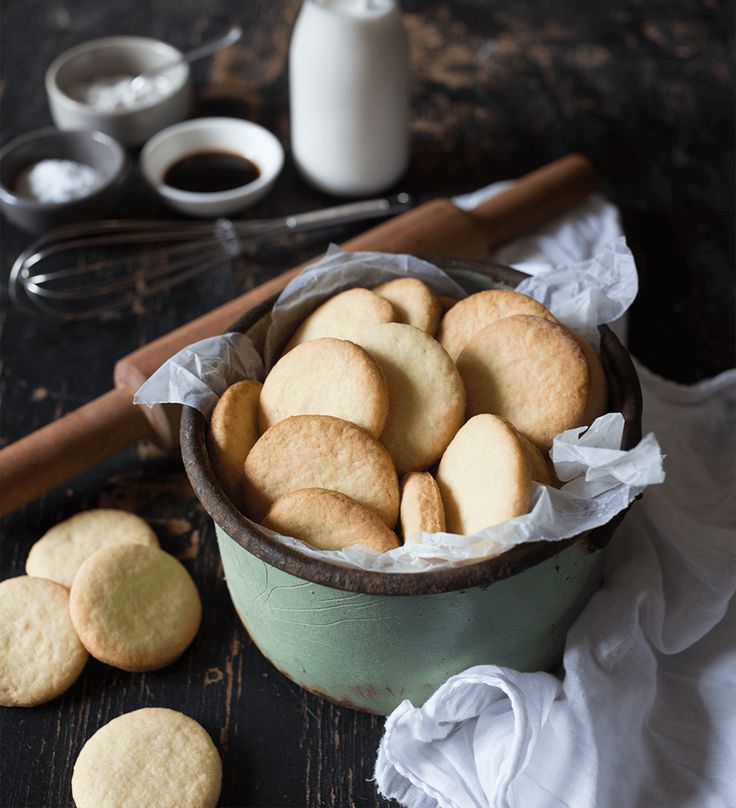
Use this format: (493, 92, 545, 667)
(0, 127, 128, 234)
(14, 159, 102, 204)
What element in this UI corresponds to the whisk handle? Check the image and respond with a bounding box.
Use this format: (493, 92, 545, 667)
(0, 388, 153, 517)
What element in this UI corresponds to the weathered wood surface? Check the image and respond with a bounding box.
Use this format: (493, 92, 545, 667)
(1, 1, 733, 806)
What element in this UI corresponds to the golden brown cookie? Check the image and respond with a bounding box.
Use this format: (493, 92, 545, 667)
(72, 707, 222, 808)
(243, 414, 399, 526)
(457, 314, 590, 450)
(437, 289, 557, 360)
(207, 380, 262, 507)
(373, 277, 441, 335)
(518, 433, 555, 487)
(25, 509, 158, 589)
(0, 576, 88, 707)
(400, 472, 446, 542)
(436, 414, 533, 535)
(355, 323, 466, 473)
(264, 488, 399, 552)
(565, 327, 609, 426)
(259, 338, 389, 438)
(284, 288, 395, 352)
(70, 545, 201, 672)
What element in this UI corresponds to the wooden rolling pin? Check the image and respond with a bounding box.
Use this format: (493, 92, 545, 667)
(0, 154, 596, 516)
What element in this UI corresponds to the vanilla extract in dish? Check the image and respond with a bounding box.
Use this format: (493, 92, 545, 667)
(163, 151, 260, 193)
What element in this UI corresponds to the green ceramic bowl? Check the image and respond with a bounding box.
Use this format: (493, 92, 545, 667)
(181, 258, 642, 715)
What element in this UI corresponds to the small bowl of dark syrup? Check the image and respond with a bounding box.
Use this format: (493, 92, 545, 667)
(140, 117, 284, 216)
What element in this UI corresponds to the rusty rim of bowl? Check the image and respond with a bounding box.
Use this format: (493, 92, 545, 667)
(181, 257, 643, 596)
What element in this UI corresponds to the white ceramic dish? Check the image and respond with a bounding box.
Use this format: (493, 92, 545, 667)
(140, 117, 285, 217)
(46, 36, 193, 148)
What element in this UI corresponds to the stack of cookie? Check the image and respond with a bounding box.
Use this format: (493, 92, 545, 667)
(2, 509, 221, 806)
(1, 509, 201, 708)
(208, 278, 608, 552)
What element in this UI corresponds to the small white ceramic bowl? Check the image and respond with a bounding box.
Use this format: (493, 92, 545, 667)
(140, 117, 284, 217)
(46, 36, 193, 147)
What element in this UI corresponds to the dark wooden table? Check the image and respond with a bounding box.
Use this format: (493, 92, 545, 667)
(1, 1, 733, 806)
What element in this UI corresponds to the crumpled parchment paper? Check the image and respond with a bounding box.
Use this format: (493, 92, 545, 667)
(135, 239, 664, 572)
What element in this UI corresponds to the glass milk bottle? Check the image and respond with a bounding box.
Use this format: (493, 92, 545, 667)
(289, 0, 409, 196)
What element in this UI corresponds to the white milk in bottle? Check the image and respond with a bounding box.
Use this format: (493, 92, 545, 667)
(289, 0, 409, 196)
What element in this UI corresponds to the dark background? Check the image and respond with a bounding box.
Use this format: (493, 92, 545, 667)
(1, 1, 733, 806)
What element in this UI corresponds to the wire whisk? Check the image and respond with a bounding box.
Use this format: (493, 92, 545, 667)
(9, 195, 412, 322)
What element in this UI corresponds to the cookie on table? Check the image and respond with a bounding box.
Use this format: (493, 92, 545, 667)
(355, 323, 466, 474)
(400, 472, 446, 543)
(70, 544, 201, 672)
(259, 338, 389, 438)
(207, 379, 262, 507)
(25, 508, 158, 589)
(0, 576, 88, 707)
(283, 288, 394, 353)
(457, 314, 590, 450)
(244, 414, 399, 527)
(437, 288, 557, 360)
(72, 707, 221, 808)
(436, 414, 533, 535)
(373, 277, 441, 335)
(264, 488, 399, 552)
(564, 326, 609, 426)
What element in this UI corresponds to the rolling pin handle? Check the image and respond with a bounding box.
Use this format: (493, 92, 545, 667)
(468, 154, 597, 247)
(0, 388, 155, 517)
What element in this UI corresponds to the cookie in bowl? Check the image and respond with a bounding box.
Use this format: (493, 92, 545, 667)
(264, 488, 399, 552)
(355, 323, 465, 473)
(283, 287, 394, 352)
(258, 338, 389, 438)
(243, 414, 399, 527)
(457, 314, 591, 451)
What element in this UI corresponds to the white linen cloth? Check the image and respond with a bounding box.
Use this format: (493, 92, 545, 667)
(374, 187, 736, 808)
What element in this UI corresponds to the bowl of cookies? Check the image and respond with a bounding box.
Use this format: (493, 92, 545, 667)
(180, 254, 642, 715)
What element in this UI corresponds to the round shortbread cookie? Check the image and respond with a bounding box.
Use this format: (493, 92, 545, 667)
(373, 277, 441, 335)
(437, 289, 557, 360)
(354, 323, 466, 474)
(259, 338, 389, 438)
(457, 314, 590, 450)
(207, 379, 262, 507)
(518, 433, 555, 487)
(70, 545, 201, 672)
(72, 707, 221, 808)
(264, 488, 399, 552)
(400, 472, 446, 543)
(243, 414, 399, 527)
(25, 508, 158, 589)
(565, 327, 609, 426)
(284, 288, 395, 353)
(0, 576, 88, 707)
(436, 414, 533, 535)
